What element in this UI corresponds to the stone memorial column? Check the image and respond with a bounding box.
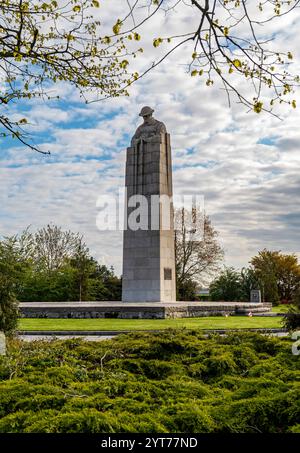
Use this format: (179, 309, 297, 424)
(122, 106, 176, 302)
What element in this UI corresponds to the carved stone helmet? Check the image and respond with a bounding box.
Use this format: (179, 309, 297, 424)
(139, 106, 154, 117)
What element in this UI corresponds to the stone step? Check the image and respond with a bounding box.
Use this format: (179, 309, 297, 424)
(235, 305, 272, 314)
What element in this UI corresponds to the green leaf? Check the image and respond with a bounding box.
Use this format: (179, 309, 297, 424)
(120, 60, 129, 69)
(153, 38, 163, 48)
(113, 19, 122, 35)
(253, 101, 263, 113)
(103, 36, 111, 44)
(232, 59, 242, 68)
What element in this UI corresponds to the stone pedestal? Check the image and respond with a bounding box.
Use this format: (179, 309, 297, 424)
(122, 132, 176, 302)
(250, 289, 262, 303)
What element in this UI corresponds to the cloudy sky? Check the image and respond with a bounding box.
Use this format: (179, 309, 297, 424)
(1, 0, 300, 277)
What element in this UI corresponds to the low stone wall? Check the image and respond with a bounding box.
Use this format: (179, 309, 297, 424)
(21, 306, 165, 319)
(19, 301, 272, 319)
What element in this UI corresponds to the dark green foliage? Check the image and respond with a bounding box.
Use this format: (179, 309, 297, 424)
(91, 265, 122, 301)
(212, 390, 300, 433)
(250, 249, 300, 304)
(289, 424, 300, 433)
(240, 267, 261, 299)
(0, 237, 23, 334)
(210, 267, 247, 301)
(210, 252, 300, 304)
(0, 226, 122, 302)
(0, 331, 299, 433)
(19, 266, 77, 302)
(176, 278, 198, 301)
(0, 279, 19, 335)
(282, 287, 300, 331)
(282, 308, 300, 331)
(163, 404, 217, 432)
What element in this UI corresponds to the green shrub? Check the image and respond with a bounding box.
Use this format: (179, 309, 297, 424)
(213, 389, 300, 433)
(288, 424, 300, 433)
(0, 331, 299, 433)
(25, 409, 121, 433)
(0, 410, 34, 433)
(163, 404, 216, 432)
(0, 280, 19, 335)
(282, 306, 300, 331)
(202, 352, 237, 379)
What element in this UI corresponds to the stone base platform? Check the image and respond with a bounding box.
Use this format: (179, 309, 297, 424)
(19, 301, 272, 319)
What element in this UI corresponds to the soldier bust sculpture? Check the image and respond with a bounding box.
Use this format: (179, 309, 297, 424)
(131, 106, 166, 145)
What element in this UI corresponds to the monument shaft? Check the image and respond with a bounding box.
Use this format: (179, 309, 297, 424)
(122, 119, 176, 302)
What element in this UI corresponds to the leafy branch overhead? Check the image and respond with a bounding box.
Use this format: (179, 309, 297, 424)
(0, 0, 299, 151)
(136, 0, 299, 115)
(0, 0, 141, 151)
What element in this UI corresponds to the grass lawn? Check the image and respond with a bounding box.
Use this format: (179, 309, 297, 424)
(271, 304, 289, 313)
(18, 316, 283, 331)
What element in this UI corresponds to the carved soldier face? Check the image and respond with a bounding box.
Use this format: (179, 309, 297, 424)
(142, 113, 152, 124)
